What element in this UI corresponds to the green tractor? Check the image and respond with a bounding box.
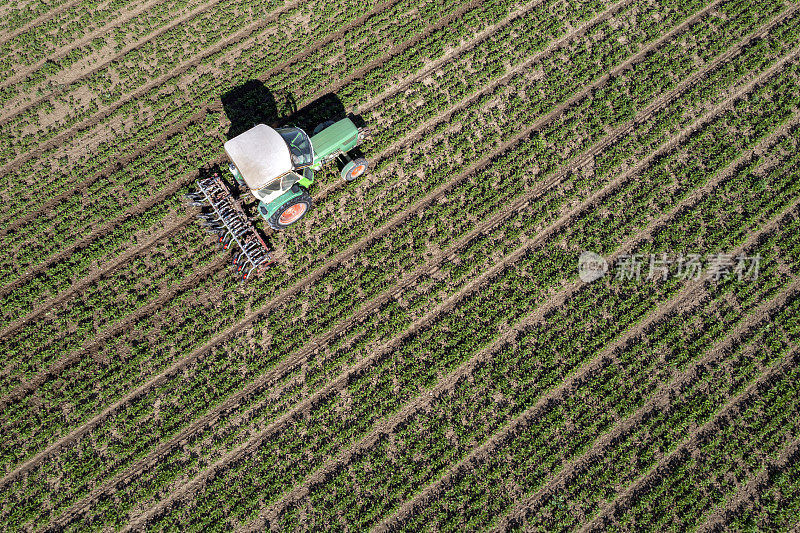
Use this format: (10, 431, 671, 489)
(225, 118, 368, 229)
(186, 117, 368, 280)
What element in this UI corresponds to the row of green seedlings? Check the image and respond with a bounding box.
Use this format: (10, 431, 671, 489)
(0, 0, 751, 477)
(597, 348, 800, 531)
(0, 4, 792, 520)
(0, 222, 218, 396)
(0, 0, 140, 82)
(135, 59, 800, 529)
(263, 124, 800, 532)
(0, 0, 76, 36)
(723, 444, 800, 531)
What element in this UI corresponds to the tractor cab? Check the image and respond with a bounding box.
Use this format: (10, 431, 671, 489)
(223, 118, 368, 230)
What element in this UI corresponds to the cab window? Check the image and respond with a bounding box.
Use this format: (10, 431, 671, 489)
(276, 127, 314, 167)
(281, 171, 303, 191)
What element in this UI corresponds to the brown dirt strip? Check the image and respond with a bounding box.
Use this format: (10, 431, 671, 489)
(0, 108, 208, 300)
(0, 250, 230, 411)
(574, 339, 800, 533)
(123, 34, 788, 530)
(0, 0, 767, 495)
(696, 437, 800, 532)
(0, 0, 85, 44)
(258, 120, 800, 532)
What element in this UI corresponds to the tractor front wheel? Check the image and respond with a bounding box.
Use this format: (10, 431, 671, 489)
(341, 157, 368, 181)
(267, 189, 313, 230)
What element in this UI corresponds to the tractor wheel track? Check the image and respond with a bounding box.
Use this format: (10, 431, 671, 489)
(576, 342, 800, 533)
(254, 119, 800, 531)
(122, 34, 797, 530)
(0, 0, 774, 494)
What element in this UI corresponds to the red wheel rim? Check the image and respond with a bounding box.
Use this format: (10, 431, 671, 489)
(278, 202, 307, 225)
(351, 164, 366, 177)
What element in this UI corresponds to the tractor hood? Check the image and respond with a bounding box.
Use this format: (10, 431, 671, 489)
(224, 124, 293, 190)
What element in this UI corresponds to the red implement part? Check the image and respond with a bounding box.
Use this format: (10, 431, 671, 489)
(194, 174, 274, 280)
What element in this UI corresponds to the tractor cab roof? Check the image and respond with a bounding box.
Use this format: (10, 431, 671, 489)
(224, 124, 293, 190)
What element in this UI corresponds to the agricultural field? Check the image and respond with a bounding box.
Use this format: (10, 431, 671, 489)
(1, 0, 800, 529)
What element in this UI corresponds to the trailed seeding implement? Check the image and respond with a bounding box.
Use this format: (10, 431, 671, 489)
(186, 116, 369, 280)
(187, 174, 274, 280)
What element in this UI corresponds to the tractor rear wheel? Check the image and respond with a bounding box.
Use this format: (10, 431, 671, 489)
(267, 189, 313, 230)
(341, 157, 368, 181)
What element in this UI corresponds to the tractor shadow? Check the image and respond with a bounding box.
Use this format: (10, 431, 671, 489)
(221, 79, 365, 139)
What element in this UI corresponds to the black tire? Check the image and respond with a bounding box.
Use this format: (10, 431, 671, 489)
(267, 189, 313, 230)
(341, 157, 369, 181)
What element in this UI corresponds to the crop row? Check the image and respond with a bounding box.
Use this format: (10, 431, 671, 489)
(0, 0, 758, 472)
(256, 122, 800, 531)
(723, 445, 800, 531)
(1, 0, 143, 81)
(0, 221, 217, 396)
(0, 0, 219, 108)
(0, 0, 72, 37)
(138, 57, 800, 529)
(0, 6, 792, 524)
(599, 354, 800, 531)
